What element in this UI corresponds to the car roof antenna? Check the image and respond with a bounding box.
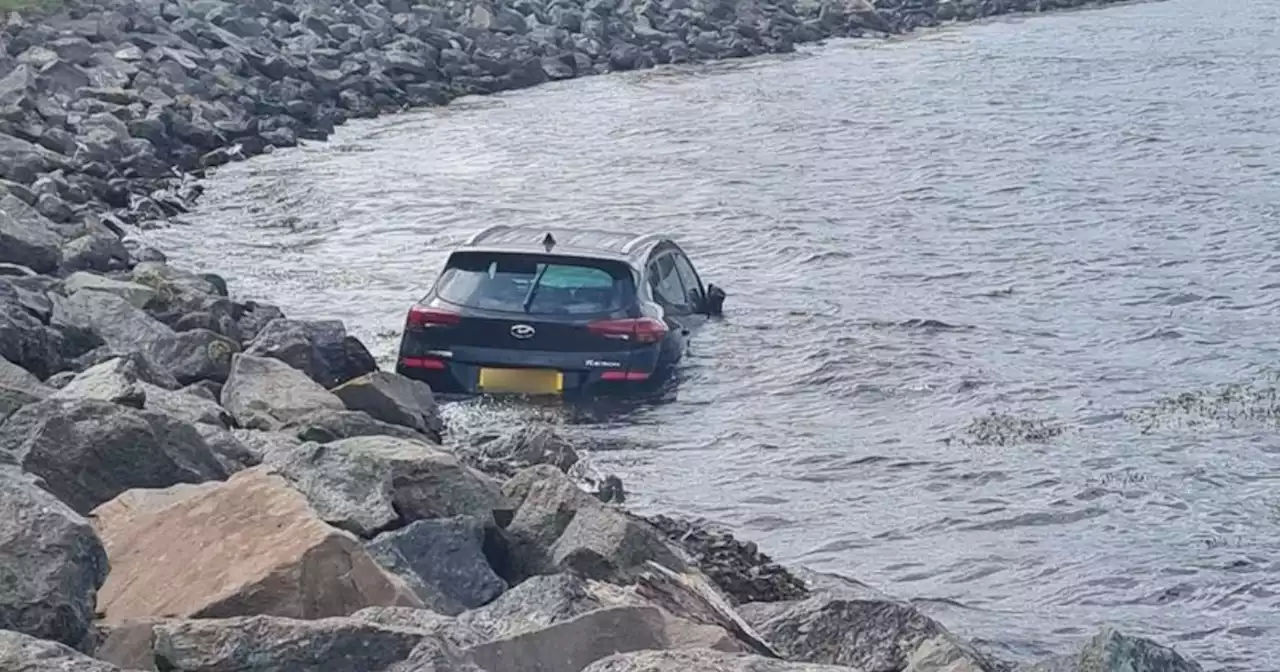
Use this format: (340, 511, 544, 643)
(542, 232, 556, 252)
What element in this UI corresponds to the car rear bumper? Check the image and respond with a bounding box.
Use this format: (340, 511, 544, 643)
(395, 344, 663, 397)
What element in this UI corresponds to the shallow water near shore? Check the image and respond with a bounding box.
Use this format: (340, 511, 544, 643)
(138, 0, 1280, 668)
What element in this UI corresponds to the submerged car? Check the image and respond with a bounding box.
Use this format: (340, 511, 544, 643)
(394, 225, 726, 397)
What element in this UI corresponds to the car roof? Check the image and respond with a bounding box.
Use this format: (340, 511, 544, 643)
(458, 225, 675, 266)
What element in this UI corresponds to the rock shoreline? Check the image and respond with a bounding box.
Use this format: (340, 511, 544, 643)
(1, 0, 1207, 669)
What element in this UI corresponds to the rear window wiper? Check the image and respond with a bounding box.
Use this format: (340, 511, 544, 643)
(521, 264, 550, 312)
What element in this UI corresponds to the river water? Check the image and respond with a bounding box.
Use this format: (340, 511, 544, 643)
(138, 0, 1280, 668)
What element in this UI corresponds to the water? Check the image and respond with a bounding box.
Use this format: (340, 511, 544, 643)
(138, 1, 1280, 669)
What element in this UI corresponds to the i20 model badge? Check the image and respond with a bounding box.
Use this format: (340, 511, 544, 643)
(510, 324, 536, 340)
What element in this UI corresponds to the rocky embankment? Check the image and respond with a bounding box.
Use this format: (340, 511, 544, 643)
(1, 0, 1206, 669)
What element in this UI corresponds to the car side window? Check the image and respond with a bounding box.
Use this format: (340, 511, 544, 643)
(648, 253, 691, 313)
(670, 252, 703, 309)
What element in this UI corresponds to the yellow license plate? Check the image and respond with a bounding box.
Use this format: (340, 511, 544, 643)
(477, 368, 564, 395)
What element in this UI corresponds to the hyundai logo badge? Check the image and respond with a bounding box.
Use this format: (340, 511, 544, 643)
(511, 324, 536, 340)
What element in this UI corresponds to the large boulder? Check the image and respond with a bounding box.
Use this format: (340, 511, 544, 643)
(644, 514, 809, 605)
(0, 289, 64, 380)
(142, 328, 240, 385)
(0, 629, 130, 672)
(52, 290, 174, 353)
(738, 594, 1001, 672)
(219, 353, 346, 429)
(149, 615, 478, 672)
(265, 435, 509, 538)
(465, 424, 580, 477)
(366, 516, 507, 615)
(244, 318, 377, 388)
(1030, 627, 1204, 672)
(331, 371, 443, 441)
(465, 605, 747, 672)
(0, 398, 230, 514)
(0, 193, 62, 274)
(282, 408, 432, 444)
(0, 356, 51, 420)
(61, 272, 156, 309)
(501, 466, 686, 583)
(50, 354, 234, 428)
(90, 466, 423, 624)
(0, 466, 109, 649)
(582, 649, 858, 672)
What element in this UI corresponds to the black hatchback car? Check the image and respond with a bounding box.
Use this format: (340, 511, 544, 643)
(394, 225, 726, 397)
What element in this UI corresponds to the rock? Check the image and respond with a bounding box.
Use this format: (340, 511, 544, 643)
(455, 573, 611, 641)
(0, 293, 64, 381)
(143, 328, 240, 385)
(582, 649, 857, 672)
(49, 352, 179, 407)
(53, 289, 174, 353)
(1032, 627, 1204, 672)
(467, 424, 580, 476)
(352, 606, 483, 649)
(502, 466, 686, 583)
(0, 356, 51, 420)
(0, 466, 109, 648)
(219, 353, 346, 429)
(644, 514, 809, 605)
(0, 629, 129, 672)
(0, 194, 62, 274)
(90, 466, 423, 624)
(738, 593, 1001, 672)
(331, 371, 443, 441)
(366, 517, 507, 616)
(60, 229, 130, 273)
(244, 318, 378, 388)
(0, 397, 229, 514)
(150, 615, 469, 672)
(61, 272, 156, 309)
(192, 425, 261, 474)
(265, 435, 508, 538)
(283, 408, 434, 444)
(466, 605, 747, 672)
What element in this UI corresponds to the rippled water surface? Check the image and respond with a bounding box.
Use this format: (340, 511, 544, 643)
(139, 1, 1280, 668)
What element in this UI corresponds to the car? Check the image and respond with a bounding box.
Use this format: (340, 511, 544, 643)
(394, 225, 727, 398)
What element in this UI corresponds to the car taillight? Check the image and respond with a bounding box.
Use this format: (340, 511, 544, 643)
(587, 317, 667, 344)
(400, 356, 447, 370)
(407, 305, 460, 328)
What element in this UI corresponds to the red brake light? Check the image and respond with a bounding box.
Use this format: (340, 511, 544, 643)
(407, 306, 460, 328)
(587, 317, 667, 344)
(400, 357, 447, 370)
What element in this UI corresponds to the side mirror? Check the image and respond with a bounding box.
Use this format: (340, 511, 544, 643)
(703, 283, 726, 317)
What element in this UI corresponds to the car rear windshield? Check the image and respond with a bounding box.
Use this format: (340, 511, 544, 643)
(435, 252, 635, 315)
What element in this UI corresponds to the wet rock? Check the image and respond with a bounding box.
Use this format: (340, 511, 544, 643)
(0, 397, 229, 514)
(220, 353, 346, 430)
(0, 629, 129, 672)
(90, 466, 423, 624)
(583, 649, 856, 672)
(1031, 627, 1204, 672)
(738, 593, 1002, 672)
(150, 615, 463, 672)
(366, 516, 507, 615)
(143, 328, 240, 385)
(643, 514, 809, 605)
(283, 408, 432, 444)
(467, 424, 581, 477)
(61, 272, 156, 309)
(331, 371, 443, 441)
(0, 466, 109, 648)
(244, 318, 378, 388)
(0, 356, 51, 420)
(502, 466, 687, 583)
(466, 605, 747, 672)
(265, 435, 509, 538)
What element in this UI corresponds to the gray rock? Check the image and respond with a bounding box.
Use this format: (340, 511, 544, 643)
(455, 573, 607, 641)
(0, 356, 51, 421)
(0, 628, 128, 672)
(49, 352, 179, 407)
(151, 615, 463, 672)
(331, 371, 443, 441)
(284, 403, 431, 440)
(582, 649, 858, 672)
(0, 466, 109, 649)
(143, 328, 241, 385)
(53, 289, 174, 353)
(467, 424, 580, 477)
(61, 272, 156, 309)
(366, 517, 507, 616)
(59, 229, 131, 274)
(228, 428, 304, 463)
(265, 435, 509, 538)
(0, 286, 66, 379)
(738, 593, 1001, 672)
(351, 606, 483, 649)
(220, 353, 346, 430)
(0, 398, 230, 514)
(0, 193, 62, 274)
(1030, 627, 1204, 672)
(245, 318, 378, 388)
(193, 424, 261, 474)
